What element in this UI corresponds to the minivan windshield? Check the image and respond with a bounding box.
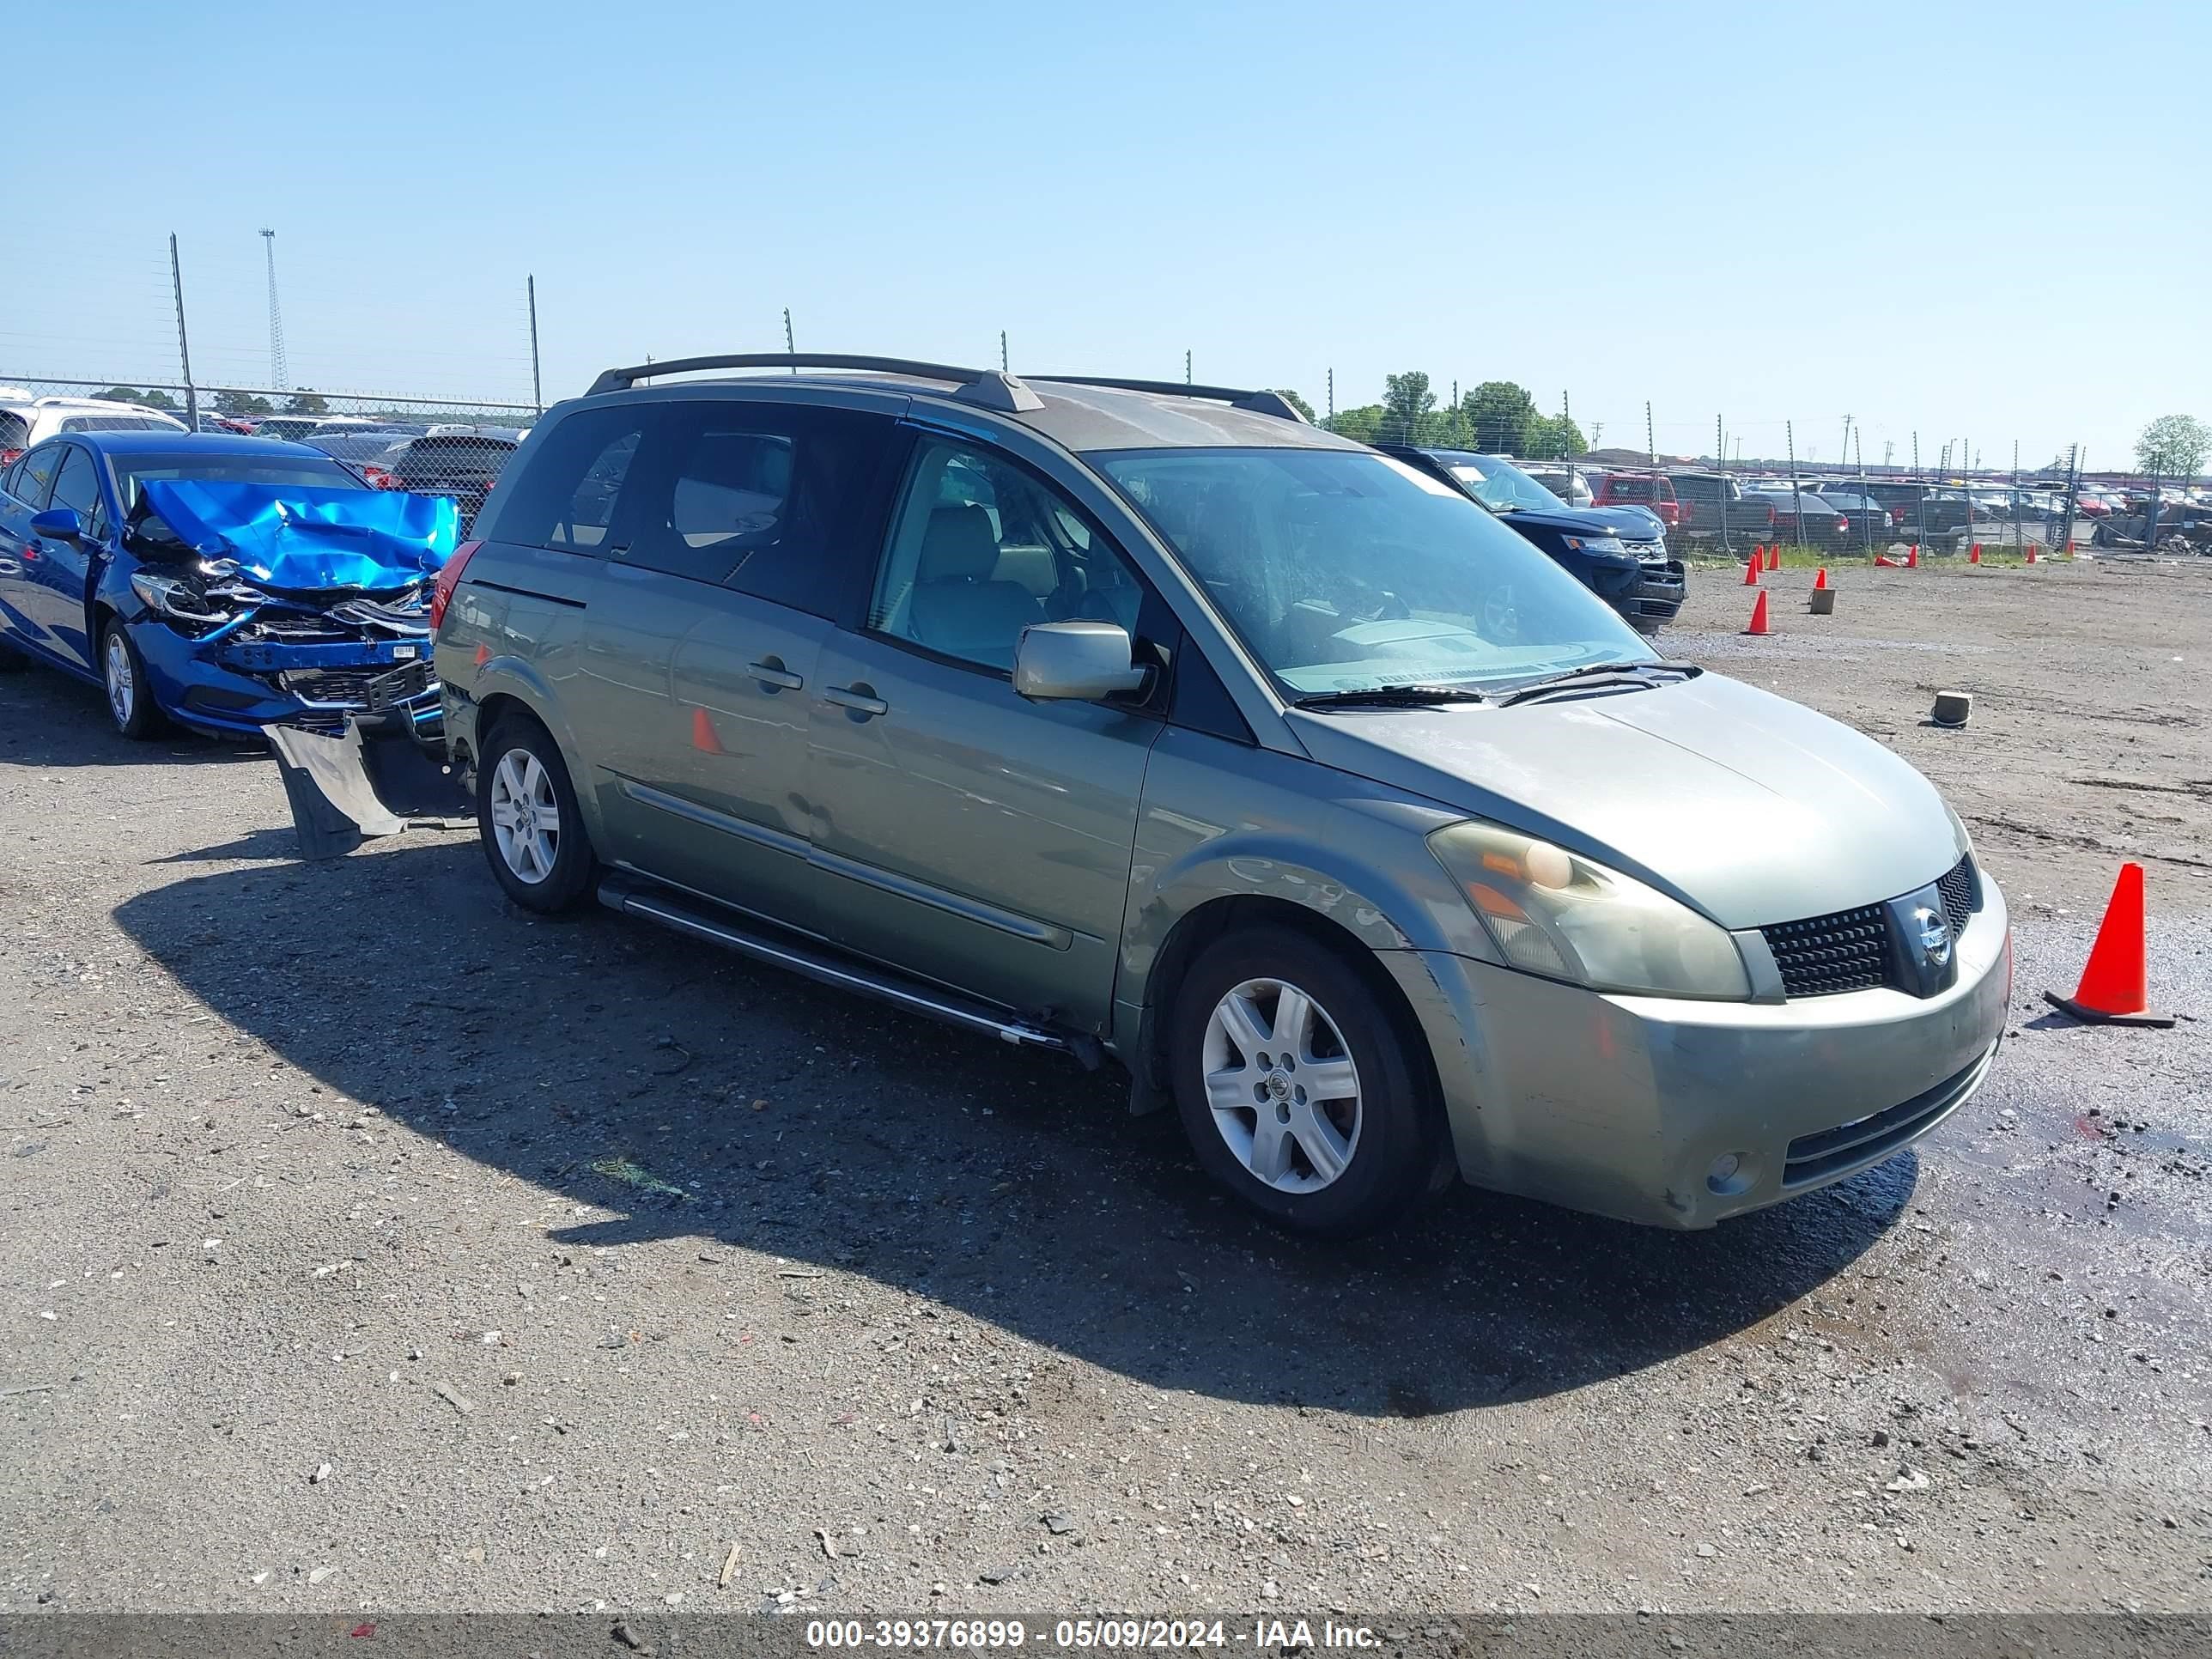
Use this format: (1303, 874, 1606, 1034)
(1097, 447, 1651, 696)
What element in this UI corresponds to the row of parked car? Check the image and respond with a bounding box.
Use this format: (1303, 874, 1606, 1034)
(1514, 460, 2189, 552)
(0, 391, 523, 532)
(0, 354, 2010, 1241)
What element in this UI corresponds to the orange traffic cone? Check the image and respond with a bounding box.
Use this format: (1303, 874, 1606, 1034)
(1767, 545, 1783, 571)
(2044, 863, 2173, 1027)
(1742, 555, 1761, 586)
(1812, 567, 1828, 590)
(1874, 553, 1901, 568)
(2026, 548, 2038, 563)
(1968, 546, 1980, 563)
(473, 641, 490, 667)
(690, 706, 725, 755)
(1743, 589, 1771, 635)
(1907, 546, 1920, 568)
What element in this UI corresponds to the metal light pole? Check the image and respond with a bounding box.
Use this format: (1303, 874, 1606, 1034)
(259, 228, 287, 392)
(169, 234, 198, 430)
(526, 275, 543, 416)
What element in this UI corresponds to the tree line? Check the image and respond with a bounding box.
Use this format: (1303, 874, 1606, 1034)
(1269, 374, 1588, 458)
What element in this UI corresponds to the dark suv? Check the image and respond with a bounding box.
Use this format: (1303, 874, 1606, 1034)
(1382, 447, 1684, 632)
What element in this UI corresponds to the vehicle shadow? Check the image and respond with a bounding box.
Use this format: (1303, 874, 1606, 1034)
(112, 837, 1909, 1416)
(0, 670, 264, 768)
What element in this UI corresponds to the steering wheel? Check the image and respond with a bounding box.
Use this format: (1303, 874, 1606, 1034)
(1481, 582, 1520, 643)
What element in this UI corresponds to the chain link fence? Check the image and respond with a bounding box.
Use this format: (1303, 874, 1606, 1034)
(11, 368, 2205, 559)
(1, 376, 537, 533)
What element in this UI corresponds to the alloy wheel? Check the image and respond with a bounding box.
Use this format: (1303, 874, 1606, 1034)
(489, 748, 560, 884)
(104, 632, 135, 730)
(1200, 976, 1363, 1194)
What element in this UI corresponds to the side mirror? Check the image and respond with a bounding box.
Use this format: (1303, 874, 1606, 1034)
(1013, 621, 1151, 703)
(29, 507, 84, 544)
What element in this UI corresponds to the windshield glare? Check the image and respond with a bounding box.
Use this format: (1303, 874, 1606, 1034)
(1097, 447, 1650, 696)
(1437, 453, 1565, 514)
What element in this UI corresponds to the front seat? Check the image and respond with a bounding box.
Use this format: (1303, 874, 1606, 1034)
(905, 503, 1045, 669)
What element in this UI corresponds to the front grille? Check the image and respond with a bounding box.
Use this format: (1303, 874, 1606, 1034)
(1783, 1044, 1996, 1188)
(276, 665, 394, 706)
(1936, 853, 1976, 934)
(242, 613, 349, 642)
(1761, 904, 1890, 997)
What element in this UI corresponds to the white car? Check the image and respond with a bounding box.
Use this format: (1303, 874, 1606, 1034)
(0, 392, 187, 464)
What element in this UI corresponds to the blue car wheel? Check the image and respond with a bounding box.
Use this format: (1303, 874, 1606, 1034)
(100, 621, 168, 741)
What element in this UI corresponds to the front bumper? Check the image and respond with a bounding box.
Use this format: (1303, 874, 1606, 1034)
(128, 619, 440, 737)
(1624, 558, 1686, 625)
(1380, 868, 2010, 1228)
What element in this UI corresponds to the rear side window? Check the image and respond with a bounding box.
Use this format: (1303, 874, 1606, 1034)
(11, 444, 64, 507)
(622, 401, 903, 617)
(484, 404, 650, 553)
(1607, 477, 1652, 501)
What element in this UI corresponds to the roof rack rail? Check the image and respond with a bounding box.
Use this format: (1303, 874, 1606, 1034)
(1024, 375, 1308, 424)
(585, 353, 1043, 412)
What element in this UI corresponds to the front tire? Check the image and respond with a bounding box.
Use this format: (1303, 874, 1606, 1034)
(477, 714, 595, 912)
(100, 621, 167, 739)
(1169, 927, 1443, 1237)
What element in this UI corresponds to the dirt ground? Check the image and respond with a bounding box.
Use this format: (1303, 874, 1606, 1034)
(1668, 555, 2212, 919)
(3, 556, 2210, 1622)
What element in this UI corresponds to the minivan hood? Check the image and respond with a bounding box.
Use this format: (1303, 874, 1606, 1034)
(1288, 673, 1960, 929)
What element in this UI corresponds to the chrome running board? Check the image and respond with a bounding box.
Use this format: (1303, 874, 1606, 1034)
(596, 875, 1072, 1054)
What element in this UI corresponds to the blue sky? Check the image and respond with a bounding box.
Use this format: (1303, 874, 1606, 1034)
(10, 0, 2206, 471)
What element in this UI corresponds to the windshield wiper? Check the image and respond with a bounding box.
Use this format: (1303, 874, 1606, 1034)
(1495, 659, 1696, 707)
(1292, 684, 1488, 710)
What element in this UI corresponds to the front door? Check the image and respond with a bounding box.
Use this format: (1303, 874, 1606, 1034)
(805, 434, 1164, 1031)
(24, 442, 103, 672)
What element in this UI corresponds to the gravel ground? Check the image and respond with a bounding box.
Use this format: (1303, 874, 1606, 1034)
(3, 556, 2209, 1618)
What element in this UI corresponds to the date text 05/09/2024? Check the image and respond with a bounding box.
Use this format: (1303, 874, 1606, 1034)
(804, 1620, 1382, 1650)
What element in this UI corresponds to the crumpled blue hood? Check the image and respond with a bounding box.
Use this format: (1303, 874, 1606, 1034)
(139, 481, 458, 593)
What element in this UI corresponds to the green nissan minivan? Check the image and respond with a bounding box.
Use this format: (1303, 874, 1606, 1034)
(422, 355, 2008, 1237)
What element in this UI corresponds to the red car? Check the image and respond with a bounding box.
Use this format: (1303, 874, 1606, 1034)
(1592, 471, 1682, 529)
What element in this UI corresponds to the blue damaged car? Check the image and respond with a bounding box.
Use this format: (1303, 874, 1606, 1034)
(0, 431, 457, 743)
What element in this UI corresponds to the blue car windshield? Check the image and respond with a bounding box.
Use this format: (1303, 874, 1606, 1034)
(1096, 447, 1650, 696)
(114, 453, 362, 514)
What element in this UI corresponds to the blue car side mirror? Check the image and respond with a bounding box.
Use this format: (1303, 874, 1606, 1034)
(29, 507, 84, 544)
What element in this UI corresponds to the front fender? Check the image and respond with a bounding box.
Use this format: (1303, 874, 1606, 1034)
(1118, 726, 1498, 1011)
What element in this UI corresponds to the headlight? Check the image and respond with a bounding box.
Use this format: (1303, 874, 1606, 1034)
(1560, 535, 1626, 555)
(130, 571, 235, 625)
(1943, 799, 1973, 858)
(1428, 821, 1750, 1000)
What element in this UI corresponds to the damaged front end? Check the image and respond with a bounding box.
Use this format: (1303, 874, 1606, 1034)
(125, 480, 476, 856)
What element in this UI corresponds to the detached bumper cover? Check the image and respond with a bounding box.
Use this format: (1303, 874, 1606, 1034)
(1381, 868, 2010, 1228)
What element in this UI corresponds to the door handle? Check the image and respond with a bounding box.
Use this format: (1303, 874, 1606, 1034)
(747, 659, 803, 691)
(823, 684, 888, 718)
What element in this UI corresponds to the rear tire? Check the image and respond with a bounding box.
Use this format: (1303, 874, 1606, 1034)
(477, 714, 595, 913)
(100, 621, 167, 739)
(1169, 927, 1442, 1237)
